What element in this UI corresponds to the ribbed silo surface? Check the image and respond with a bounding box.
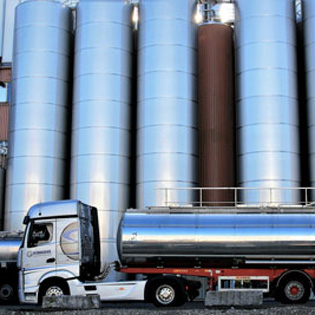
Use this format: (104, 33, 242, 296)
(198, 23, 235, 205)
(303, 0, 315, 198)
(71, 0, 132, 280)
(5, 0, 72, 230)
(137, 0, 198, 208)
(235, 0, 300, 203)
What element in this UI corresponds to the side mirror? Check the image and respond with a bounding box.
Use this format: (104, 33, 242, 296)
(23, 216, 30, 225)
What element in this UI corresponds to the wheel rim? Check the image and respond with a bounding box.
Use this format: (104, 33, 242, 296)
(0, 284, 13, 300)
(45, 286, 64, 297)
(156, 284, 175, 305)
(284, 281, 304, 301)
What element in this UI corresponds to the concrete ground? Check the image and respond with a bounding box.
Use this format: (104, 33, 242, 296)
(1, 300, 315, 315)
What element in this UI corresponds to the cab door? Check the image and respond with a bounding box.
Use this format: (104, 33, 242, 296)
(22, 220, 56, 289)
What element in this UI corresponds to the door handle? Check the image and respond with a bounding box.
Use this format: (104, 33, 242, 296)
(46, 258, 55, 263)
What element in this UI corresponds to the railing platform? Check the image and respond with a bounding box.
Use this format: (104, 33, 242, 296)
(129, 187, 315, 213)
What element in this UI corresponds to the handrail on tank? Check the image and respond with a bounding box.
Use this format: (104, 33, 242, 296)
(157, 187, 315, 209)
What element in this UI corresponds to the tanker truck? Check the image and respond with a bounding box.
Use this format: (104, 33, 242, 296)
(4, 199, 315, 306)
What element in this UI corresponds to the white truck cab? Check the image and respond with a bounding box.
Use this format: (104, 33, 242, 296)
(18, 200, 146, 304)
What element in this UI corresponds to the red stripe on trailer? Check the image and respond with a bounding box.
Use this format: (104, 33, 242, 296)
(120, 267, 315, 289)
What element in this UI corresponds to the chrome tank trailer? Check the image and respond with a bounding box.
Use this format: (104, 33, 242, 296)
(118, 212, 315, 266)
(71, 0, 132, 281)
(137, 0, 198, 208)
(235, 0, 300, 204)
(5, 0, 73, 230)
(0, 232, 22, 262)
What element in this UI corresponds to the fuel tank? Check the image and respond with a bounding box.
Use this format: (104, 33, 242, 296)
(0, 232, 22, 262)
(118, 212, 315, 266)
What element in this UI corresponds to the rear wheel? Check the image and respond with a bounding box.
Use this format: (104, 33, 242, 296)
(277, 276, 310, 304)
(148, 279, 186, 307)
(0, 282, 16, 303)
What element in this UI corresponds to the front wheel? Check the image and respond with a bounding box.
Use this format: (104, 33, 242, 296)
(277, 277, 310, 304)
(149, 280, 186, 307)
(39, 280, 69, 305)
(44, 285, 65, 297)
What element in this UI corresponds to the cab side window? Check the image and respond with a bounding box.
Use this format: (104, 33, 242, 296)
(27, 223, 53, 248)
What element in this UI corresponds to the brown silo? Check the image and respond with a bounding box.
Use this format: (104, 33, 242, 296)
(198, 23, 235, 206)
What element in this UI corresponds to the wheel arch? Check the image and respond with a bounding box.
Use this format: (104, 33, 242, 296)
(39, 276, 70, 294)
(275, 270, 313, 289)
(39, 270, 75, 286)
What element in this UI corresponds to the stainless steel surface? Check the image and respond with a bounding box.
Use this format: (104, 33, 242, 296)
(296, 0, 302, 23)
(303, 0, 315, 196)
(5, 0, 72, 230)
(211, 2, 235, 24)
(2, 0, 19, 63)
(27, 200, 81, 220)
(0, 233, 21, 261)
(235, 0, 300, 203)
(137, 0, 198, 208)
(118, 213, 315, 265)
(71, 0, 132, 281)
(0, 168, 4, 229)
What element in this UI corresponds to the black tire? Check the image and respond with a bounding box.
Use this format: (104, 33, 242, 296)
(39, 280, 69, 305)
(0, 282, 16, 304)
(148, 280, 186, 307)
(277, 276, 310, 304)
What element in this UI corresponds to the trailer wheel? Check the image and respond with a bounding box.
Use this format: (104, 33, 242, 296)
(277, 276, 310, 304)
(148, 279, 186, 307)
(0, 282, 15, 303)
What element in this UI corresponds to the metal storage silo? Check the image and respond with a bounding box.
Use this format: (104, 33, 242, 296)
(235, 0, 300, 204)
(5, 0, 72, 230)
(137, 0, 198, 208)
(71, 0, 132, 281)
(303, 0, 315, 199)
(198, 22, 235, 205)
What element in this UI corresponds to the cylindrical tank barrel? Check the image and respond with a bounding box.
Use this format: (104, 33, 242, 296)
(71, 0, 132, 281)
(235, 0, 300, 204)
(5, 0, 73, 230)
(118, 213, 315, 266)
(137, 0, 198, 208)
(0, 236, 21, 261)
(303, 0, 315, 200)
(198, 23, 235, 205)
